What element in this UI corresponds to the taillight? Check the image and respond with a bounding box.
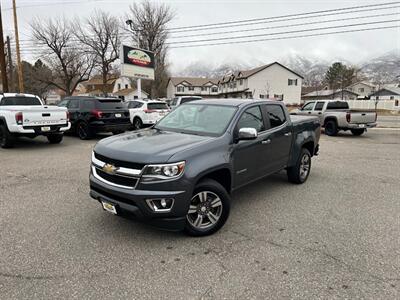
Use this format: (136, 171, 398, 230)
(346, 112, 351, 123)
(144, 109, 155, 113)
(91, 110, 103, 118)
(15, 112, 23, 125)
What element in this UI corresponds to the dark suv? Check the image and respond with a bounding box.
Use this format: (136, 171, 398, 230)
(58, 96, 131, 139)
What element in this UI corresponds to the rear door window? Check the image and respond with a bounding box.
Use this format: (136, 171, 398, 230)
(68, 99, 79, 109)
(314, 102, 325, 111)
(237, 106, 265, 132)
(266, 104, 286, 128)
(82, 100, 95, 110)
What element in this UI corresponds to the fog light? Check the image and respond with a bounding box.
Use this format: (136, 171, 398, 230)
(146, 198, 174, 212)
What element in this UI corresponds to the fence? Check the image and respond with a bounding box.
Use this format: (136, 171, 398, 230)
(347, 100, 399, 110)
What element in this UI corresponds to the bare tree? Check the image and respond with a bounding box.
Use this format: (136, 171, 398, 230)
(31, 17, 94, 96)
(125, 0, 174, 98)
(74, 10, 120, 96)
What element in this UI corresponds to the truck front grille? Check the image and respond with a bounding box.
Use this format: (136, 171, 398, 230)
(94, 167, 139, 188)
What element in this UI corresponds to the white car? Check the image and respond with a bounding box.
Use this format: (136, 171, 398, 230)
(170, 96, 202, 109)
(126, 100, 171, 130)
(0, 93, 70, 148)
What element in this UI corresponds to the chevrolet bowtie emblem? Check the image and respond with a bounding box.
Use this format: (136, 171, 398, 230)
(102, 163, 117, 175)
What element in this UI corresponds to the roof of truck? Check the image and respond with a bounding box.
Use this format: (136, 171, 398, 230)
(189, 98, 283, 107)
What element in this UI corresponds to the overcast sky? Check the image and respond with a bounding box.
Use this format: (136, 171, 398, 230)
(1, 0, 399, 73)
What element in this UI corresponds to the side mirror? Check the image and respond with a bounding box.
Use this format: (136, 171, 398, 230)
(238, 128, 258, 140)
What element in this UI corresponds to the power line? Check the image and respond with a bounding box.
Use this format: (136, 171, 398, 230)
(169, 10, 400, 40)
(170, 26, 400, 49)
(167, 1, 400, 32)
(167, 19, 400, 45)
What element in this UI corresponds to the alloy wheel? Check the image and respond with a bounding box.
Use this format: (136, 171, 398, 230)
(187, 191, 223, 230)
(299, 154, 310, 180)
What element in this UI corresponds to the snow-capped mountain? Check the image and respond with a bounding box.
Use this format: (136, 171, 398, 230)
(172, 51, 400, 85)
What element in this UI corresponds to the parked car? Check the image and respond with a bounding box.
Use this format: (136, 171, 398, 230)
(0, 93, 70, 148)
(292, 100, 377, 136)
(58, 96, 131, 140)
(89, 99, 320, 236)
(126, 100, 170, 130)
(170, 96, 202, 109)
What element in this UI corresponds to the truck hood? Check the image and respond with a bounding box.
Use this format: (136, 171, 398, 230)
(94, 128, 213, 164)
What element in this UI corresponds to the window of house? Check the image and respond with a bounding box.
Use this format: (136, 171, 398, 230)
(239, 79, 243, 85)
(188, 86, 194, 91)
(237, 106, 265, 132)
(390, 96, 394, 100)
(177, 86, 184, 92)
(125, 84, 129, 89)
(358, 87, 364, 93)
(266, 105, 286, 128)
(288, 79, 298, 86)
(211, 86, 218, 93)
(201, 86, 208, 91)
(376, 96, 379, 100)
(259, 94, 264, 99)
(233, 82, 237, 88)
(118, 83, 121, 90)
(274, 94, 283, 100)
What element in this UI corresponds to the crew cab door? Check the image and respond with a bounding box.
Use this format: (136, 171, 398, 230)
(233, 105, 268, 187)
(263, 104, 292, 172)
(297, 101, 315, 115)
(311, 101, 325, 123)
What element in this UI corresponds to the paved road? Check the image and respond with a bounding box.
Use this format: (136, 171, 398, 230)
(1, 131, 399, 299)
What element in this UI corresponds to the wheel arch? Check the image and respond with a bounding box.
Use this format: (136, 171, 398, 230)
(195, 167, 232, 194)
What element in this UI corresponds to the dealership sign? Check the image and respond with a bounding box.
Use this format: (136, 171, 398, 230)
(120, 45, 155, 80)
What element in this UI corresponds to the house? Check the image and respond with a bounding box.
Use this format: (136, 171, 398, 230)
(166, 77, 219, 99)
(114, 88, 149, 100)
(370, 86, 400, 101)
(167, 62, 303, 104)
(346, 82, 376, 99)
(302, 89, 359, 101)
(217, 62, 303, 104)
(45, 88, 66, 105)
(78, 75, 119, 97)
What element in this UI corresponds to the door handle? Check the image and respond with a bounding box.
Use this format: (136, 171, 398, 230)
(318, 112, 322, 115)
(308, 112, 311, 114)
(284, 132, 291, 136)
(261, 139, 271, 145)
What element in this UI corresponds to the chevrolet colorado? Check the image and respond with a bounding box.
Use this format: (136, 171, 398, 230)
(89, 99, 320, 236)
(0, 93, 70, 148)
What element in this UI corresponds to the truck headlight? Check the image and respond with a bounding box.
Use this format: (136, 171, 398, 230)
(142, 161, 185, 182)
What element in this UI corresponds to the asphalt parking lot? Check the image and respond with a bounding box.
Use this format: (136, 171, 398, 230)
(1, 129, 399, 299)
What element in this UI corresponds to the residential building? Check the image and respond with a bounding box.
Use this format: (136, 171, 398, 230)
(370, 86, 400, 101)
(346, 82, 376, 99)
(114, 88, 149, 100)
(302, 89, 359, 101)
(167, 62, 303, 104)
(45, 88, 66, 105)
(78, 75, 119, 97)
(166, 77, 219, 99)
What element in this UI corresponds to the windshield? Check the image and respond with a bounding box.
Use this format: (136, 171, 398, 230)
(148, 102, 169, 110)
(0, 96, 42, 106)
(155, 104, 237, 136)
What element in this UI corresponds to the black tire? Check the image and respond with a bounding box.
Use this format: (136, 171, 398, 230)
(76, 121, 92, 140)
(132, 117, 143, 130)
(287, 148, 312, 184)
(47, 134, 63, 144)
(184, 179, 231, 237)
(0, 124, 15, 148)
(351, 129, 365, 136)
(324, 120, 338, 136)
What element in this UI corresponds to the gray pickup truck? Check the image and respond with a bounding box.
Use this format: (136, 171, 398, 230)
(292, 100, 377, 136)
(89, 99, 320, 236)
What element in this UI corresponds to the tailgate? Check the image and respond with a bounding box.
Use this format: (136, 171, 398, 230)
(21, 107, 68, 126)
(349, 111, 376, 124)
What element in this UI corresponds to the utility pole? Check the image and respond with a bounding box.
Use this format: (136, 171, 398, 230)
(6, 36, 14, 91)
(0, 2, 9, 92)
(12, 0, 24, 92)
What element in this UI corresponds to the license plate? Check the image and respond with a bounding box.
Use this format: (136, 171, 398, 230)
(358, 124, 365, 128)
(41, 126, 51, 132)
(115, 113, 122, 118)
(101, 202, 117, 214)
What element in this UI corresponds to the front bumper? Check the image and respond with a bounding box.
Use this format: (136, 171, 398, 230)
(89, 172, 193, 231)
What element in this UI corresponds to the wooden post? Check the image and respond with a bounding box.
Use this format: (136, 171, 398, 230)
(0, 2, 9, 92)
(12, 0, 24, 92)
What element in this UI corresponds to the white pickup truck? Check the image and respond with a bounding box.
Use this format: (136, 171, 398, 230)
(0, 93, 70, 148)
(292, 100, 377, 136)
